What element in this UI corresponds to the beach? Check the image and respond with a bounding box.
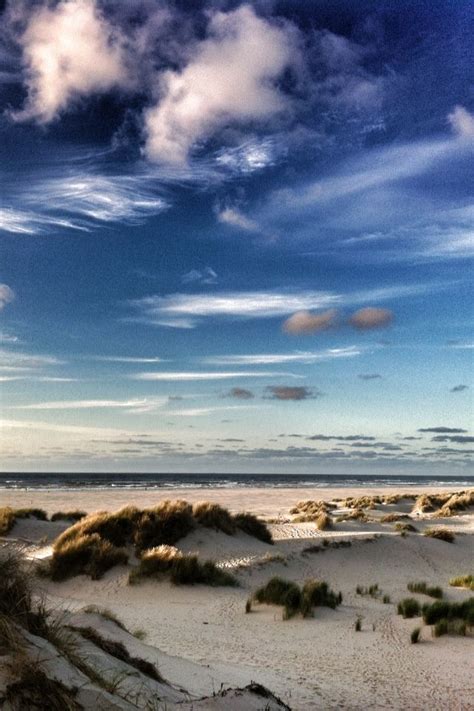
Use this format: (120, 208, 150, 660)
(1, 484, 473, 709)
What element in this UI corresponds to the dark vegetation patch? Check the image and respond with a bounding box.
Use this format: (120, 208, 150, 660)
(129, 545, 237, 587)
(5, 665, 80, 711)
(76, 626, 163, 681)
(423, 528, 455, 543)
(407, 581, 443, 599)
(397, 598, 421, 618)
(43, 500, 272, 580)
(51, 511, 87, 522)
(250, 576, 341, 620)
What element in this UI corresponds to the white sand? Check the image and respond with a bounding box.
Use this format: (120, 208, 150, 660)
(2, 485, 473, 710)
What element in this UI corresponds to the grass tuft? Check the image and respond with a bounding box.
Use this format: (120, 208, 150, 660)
(233, 512, 273, 543)
(129, 545, 237, 587)
(407, 581, 443, 599)
(397, 598, 421, 618)
(449, 574, 474, 591)
(411, 626, 421, 644)
(51, 510, 87, 522)
(253, 576, 341, 620)
(49, 533, 128, 581)
(423, 528, 455, 543)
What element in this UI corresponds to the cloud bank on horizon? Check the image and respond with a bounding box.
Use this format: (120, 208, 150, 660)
(0, 0, 472, 474)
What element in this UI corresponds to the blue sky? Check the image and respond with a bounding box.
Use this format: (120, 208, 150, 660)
(0, 0, 472, 474)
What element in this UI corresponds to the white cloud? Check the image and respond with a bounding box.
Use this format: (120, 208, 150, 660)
(0, 348, 62, 370)
(182, 268, 217, 285)
(0, 284, 15, 310)
(0, 331, 19, 344)
(204, 347, 361, 365)
(448, 105, 474, 139)
(217, 207, 260, 233)
(13, 397, 166, 411)
(89, 356, 164, 364)
(12, 0, 130, 123)
(128, 284, 432, 328)
(144, 5, 297, 164)
(132, 371, 301, 381)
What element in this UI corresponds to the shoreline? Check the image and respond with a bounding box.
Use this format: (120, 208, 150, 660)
(0, 483, 470, 517)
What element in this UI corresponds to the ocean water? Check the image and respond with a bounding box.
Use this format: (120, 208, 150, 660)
(0, 472, 472, 491)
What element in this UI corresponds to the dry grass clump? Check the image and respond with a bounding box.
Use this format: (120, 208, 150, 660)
(48, 533, 128, 581)
(449, 574, 474, 591)
(338, 508, 368, 523)
(134, 500, 195, 552)
(407, 581, 443, 599)
(233, 512, 273, 543)
(411, 626, 421, 644)
(381, 513, 410, 523)
(290, 500, 332, 522)
(433, 490, 474, 518)
(0, 507, 16, 535)
(316, 512, 332, 530)
(13, 508, 48, 521)
(397, 598, 421, 618)
(251, 576, 341, 620)
(81, 605, 127, 630)
(129, 545, 237, 587)
(192, 501, 235, 534)
(395, 522, 418, 533)
(423, 527, 455, 543)
(51, 510, 87, 522)
(340, 495, 381, 509)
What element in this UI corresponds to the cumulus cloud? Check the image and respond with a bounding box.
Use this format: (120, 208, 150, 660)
(0, 284, 15, 311)
(349, 307, 393, 330)
(227, 387, 254, 400)
(448, 105, 474, 139)
(143, 5, 297, 164)
(12, 0, 130, 123)
(266, 386, 318, 401)
(358, 373, 382, 380)
(282, 308, 338, 334)
(450, 384, 469, 393)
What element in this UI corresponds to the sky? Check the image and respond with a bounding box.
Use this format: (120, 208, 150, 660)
(0, 0, 472, 475)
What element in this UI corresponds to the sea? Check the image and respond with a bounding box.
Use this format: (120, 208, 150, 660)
(0, 472, 472, 491)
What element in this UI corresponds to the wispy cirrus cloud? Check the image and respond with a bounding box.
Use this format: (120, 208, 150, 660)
(204, 346, 361, 365)
(126, 284, 427, 329)
(132, 370, 301, 381)
(12, 397, 166, 412)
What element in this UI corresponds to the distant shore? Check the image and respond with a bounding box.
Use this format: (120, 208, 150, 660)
(0, 483, 470, 517)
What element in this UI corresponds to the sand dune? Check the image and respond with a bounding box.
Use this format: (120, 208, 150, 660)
(1, 486, 473, 709)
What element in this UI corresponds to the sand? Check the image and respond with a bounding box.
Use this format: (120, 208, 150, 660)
(2, 485, 473, 710)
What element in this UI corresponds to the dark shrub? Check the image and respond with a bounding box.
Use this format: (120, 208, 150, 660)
(134, 501, 194, 552)
(407, 581, 443, 599)
(233, 512, 273, 543)
(49, 534, 128, 581)
(423, 528, 455, 543)
(51, 511, 87, 522)
(129, 545, 237, 587)
(397, 598, 421, 618)
(192, 502, 236, 535)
